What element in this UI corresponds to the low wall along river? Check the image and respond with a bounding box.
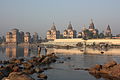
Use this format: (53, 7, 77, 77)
(42, 38, 120, 46)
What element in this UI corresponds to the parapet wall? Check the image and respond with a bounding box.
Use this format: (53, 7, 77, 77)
(42, 38, 120, 46)
(86, 39, 120, 45)
(53, 38, 120, 46)
(54, 38, 84, 43)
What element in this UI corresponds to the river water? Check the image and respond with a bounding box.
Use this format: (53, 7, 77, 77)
(0, 47, 120, 80)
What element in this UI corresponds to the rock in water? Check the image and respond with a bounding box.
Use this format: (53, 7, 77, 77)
(88, 60, 120, 79)
(23, 62, 33, 69)
(103, 60, 117, 68)
(37, 73, 47, 79)
(34, 67, 44, 73)
(3, 72, 35, 80)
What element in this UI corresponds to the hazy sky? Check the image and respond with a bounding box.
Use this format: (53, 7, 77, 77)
(0, 0, 120, 38)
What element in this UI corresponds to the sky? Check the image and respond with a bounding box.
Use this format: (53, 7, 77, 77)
(0, 0, 120, 38)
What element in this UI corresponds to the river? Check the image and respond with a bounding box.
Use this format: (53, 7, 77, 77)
(0, 47, 120, 80)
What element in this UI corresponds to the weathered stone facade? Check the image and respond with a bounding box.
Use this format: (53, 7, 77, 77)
(47, 23, 60, 40)
(6, 29, 32, 45)
(24, 32, 31, 43)
(78, 20, 98, 39)
(105, 25, 112, 38)
(6, 29, 23, 44)
(63, 22, 76, 38)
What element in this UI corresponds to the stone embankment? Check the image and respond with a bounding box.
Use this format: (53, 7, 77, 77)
(88, 60, 120, 80)
(0, 53, 58, 80)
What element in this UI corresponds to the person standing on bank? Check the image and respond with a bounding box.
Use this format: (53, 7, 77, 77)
(45, 47, 47, 55)
(37, 45, 41, 57)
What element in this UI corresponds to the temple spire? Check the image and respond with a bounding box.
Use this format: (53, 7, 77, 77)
(51, 22, 56, 30)
(89, 19, 95, 29)
(107, 25, 111, 31)
(67, 21, 73, 30)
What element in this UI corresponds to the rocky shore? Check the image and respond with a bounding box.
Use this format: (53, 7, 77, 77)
(88, 60, 120, 80)
(0, 53, 58, 80)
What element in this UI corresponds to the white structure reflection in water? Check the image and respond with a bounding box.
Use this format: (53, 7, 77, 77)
(47, 48, 120, 55)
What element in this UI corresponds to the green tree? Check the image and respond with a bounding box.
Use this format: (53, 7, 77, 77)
(83, 29, 93, 39)
(99, 32, 105, 38)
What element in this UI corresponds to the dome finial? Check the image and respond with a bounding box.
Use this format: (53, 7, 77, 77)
(51, 22, 56, 30)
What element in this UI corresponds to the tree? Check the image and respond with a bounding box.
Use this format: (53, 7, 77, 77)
(99, 32, 105, 38)
(83, 29, 93, 39)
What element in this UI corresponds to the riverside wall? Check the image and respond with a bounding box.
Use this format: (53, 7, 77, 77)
(1, 38, 120, 47)
(86, 39, 120, 45)
(42, 38, 120, 46)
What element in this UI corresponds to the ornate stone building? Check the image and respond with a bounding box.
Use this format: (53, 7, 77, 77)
(6, 29, 32, 44)
(63, 22, 76, 38)
(47, 23, 60, 40)
(78, 20, 98, 39)
(24, 32, 31, 43)
(6, 29, 25, 44)
(88, 19, 98, 36)
(104, 25, 112, 38)
(6, 28, 22, 44)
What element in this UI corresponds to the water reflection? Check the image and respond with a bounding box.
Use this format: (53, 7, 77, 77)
(47, 48, 120, 55)
(1, 47, 46, 59)
(4, 47, 37, 58)
(0, 47, 5, 54)
(6, 47, 24, 58)
(0, 47, 119, 59)
(44, 48, 120, 80)
(0, 47, 120, 80)
(24, 47, 30, 57)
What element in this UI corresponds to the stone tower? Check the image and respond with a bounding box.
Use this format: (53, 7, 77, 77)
(47, 23, 60, 40)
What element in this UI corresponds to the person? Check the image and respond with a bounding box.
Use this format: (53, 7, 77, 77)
(37, 45, 41, 57)
(44, 47, 47, 55)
